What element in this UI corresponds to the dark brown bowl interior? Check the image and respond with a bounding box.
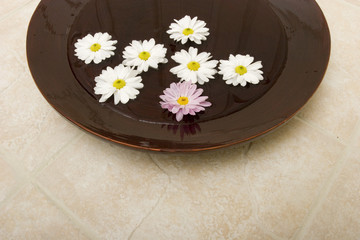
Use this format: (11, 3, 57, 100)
(27, 0, 330, 152)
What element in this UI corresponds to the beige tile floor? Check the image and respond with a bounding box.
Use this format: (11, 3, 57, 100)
(0, 0, 359, 239)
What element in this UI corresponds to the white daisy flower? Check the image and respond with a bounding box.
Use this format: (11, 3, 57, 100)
(75, 32, 117, 64)
(167, 15, 210, 45)
(94, 65, 144, 105)
(170, 47, 218, 85)
(218, 54, 264, 87)
(122, 38, 168, 73)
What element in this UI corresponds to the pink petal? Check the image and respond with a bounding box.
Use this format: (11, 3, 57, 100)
(171, 105, 181, 114)
(186, 84, 197, 97)
(189, 109, 196, 115)
(170, 82, 178, 91)
(176, 111, 184, 122)
(159, 95, 167, 101)
(179, 81, 187, 95)
(163, 89, 175, 98)
(192, 89, 204, 99)
(194, 96, 209, 103)
(196, 106, 205, 112)
(183, 107, 190, 115)
(201, 101, 212, 107)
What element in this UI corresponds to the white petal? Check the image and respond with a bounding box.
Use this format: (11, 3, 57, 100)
(181, 37, 188, 44)
(114, 91, 121, 105)
(188, 47, 198, 58)
(99, 90, 115, 102)
(147, 58, 159, 69)
(131, 40, 143, 52)
(194, 39, 202, 44)
(120, 92, 130, 104)
(247, 61, 263, 70)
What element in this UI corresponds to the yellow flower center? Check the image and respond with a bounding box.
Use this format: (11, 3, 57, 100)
(177, 96, 189, 105)
(90, 43, 101, 52)
(113, 79, 126, 89)
(183, 28, 194, 36)
(187, 61, 200, 71)
(235, 65, 248, 75)
(139, 51, 151, 60)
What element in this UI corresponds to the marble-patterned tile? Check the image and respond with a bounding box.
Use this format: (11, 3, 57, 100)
(0, 0, 39, 93)
(0, 0, 82, 172)
(297, 0, 360, 144)
(315, 0, 360, 84)
(133, 145, 274, 240)
(0, 184, 89, 239)
(0, 0, 83, 173)
(243, 120, 344, 239)
(343, 0, 360, 8)
(302, 150, 360, 240)
(140, 118, 344, 239)
(350, 121, 360, 150)
(0, 48, 26, 93)
(37, 134, 169, 239)
(317, 0, 360, 45)
(355, 131, 360, 150)
(297, 62, 360, 144)
(319, 0, 360, 80)
(0, 0, 35, 18)
(0, 159, 18, 205)
(0, 67, 82, 172)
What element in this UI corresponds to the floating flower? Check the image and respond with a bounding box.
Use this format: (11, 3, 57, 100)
(75, 32, 117, 64)
(94, 65, 144, 105)
(218, 54, 264, 87)
(160, 81, 211, 122)
(170, 47, 218, 85)
(167, 15, 210, 44)
(122, 38, 168, 73)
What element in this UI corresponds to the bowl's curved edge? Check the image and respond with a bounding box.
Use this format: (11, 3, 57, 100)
(26, 0, 331, 153)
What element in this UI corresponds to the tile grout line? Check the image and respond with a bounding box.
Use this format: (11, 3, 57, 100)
(0, 119, 83, 206)
(0, 131, 84, 193)
(334, 0, 360, 9)
(0, 0, 36, 24)
(242, 144, 287, 240)
(0, 48, 28, 95)
(0, 148, 34, 211)
(294, 116, 346, 145)
(292, 119, 360, 240)
(32, 132, 85, 177)
(0, 149, 31, 180)
(0, 15, 40, 96)
(33, 180, 101, 240)
(0, 148, 33, 206)
(0, 180, 30, 211)
(18, 109, 53, 158)
(0, 133, 85, 225)
(148, 153, 171, 180)
(127, 154, 171, 240)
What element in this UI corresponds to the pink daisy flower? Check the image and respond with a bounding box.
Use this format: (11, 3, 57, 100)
(160, 81, 212, 122)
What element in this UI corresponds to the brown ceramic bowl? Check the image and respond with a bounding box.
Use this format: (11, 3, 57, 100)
(27, 0, 330, 152)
